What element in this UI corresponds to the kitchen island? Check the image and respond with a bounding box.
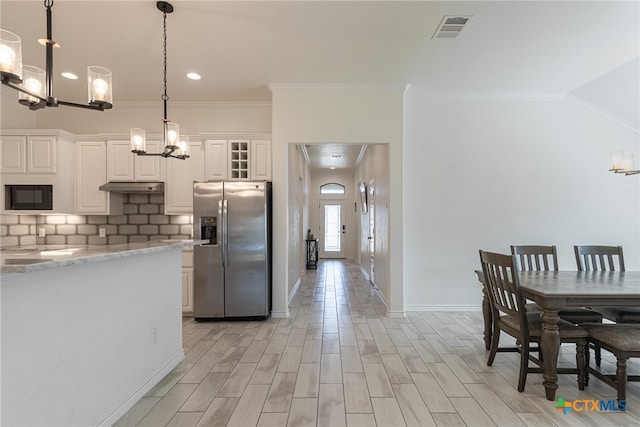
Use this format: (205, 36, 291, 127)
(1, 240, 204, 426)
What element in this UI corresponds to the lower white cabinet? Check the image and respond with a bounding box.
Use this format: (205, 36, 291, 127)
(182, 249, 194, 315)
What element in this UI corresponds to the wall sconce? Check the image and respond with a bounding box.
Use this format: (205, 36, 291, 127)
(609, 151, 640, 175)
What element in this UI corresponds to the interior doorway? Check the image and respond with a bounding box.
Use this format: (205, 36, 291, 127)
(368, 180, 375, 285)
(319, 200, 346, 259)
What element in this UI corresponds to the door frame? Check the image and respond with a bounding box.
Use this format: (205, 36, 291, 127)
(319, 199, 347, 259)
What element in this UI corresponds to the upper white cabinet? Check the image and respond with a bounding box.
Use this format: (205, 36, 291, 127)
(0, 130, 75, 214)
(165, 140, 204, 214)
(76, 141, 123, 215)
(204, 137, 271, 182)
(1, 135, 57, 174)
(107, 140, 163, 182)
(228, 139, 250, 180)
(204, 139, 228, 181)
(251, 139, 272, 181)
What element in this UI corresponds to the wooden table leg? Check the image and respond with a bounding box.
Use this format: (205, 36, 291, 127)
(540, 308, 561, 400)
(482, 287, 492, 350)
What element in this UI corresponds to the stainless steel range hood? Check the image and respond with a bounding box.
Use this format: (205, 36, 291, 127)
(98, 182, 164, 194)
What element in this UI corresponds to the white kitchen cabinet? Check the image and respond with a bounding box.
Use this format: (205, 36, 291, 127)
(182, 249, 194, 315)
(251, 139, 272, 181)
(204, 139, 228, 181)
(76, 141, 123, 215)
(165, 140, 204, 214)
(228, 139, 250, 180)
(0, 130, 75, 214)
(1, 135, 57, 174)
(107, 140, 163, 182)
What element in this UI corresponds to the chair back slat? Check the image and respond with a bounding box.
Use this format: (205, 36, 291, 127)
(511, 245, 558, 272)
(574, 245, 625, 272)
(480, 250, 528, 331)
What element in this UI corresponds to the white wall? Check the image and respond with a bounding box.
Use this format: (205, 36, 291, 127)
(403, 93, 640, 310)
(354, 144, 391, 302)
(270, 84, 405, 317)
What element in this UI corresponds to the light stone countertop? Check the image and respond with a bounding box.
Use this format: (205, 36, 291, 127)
(0, 240, 206, 274)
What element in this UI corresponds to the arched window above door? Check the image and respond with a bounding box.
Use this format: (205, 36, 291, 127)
(320, 183, 345, 195)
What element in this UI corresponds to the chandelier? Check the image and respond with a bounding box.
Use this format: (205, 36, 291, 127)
(0, 0, 113, 111)
(609, 151, 640, 176)
(130, 1, 189, 160)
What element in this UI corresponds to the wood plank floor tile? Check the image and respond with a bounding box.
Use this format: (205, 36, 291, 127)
(363, 363, 394, 397)
(343, 372, 373, 414)
(318, 383, 347, 427)
(114, 260, 640, 427)
(294, 363, 320, 398)
(226, 384, 270, 427)
(287, 398, 318, 427)
(371, 397, 407, 427)
(263, 372, 297, 412)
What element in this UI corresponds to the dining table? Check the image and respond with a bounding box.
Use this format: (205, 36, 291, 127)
(475, 269, 640, 401)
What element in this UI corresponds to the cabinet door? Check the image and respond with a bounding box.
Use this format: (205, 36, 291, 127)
(107, 141, 134, 181)
(204, 139, 228, 181)
(182, 250, 194, 314)
(27, 136, 57, 173)
(165, 140, 203, 214)
(251, 139, 271, 181)
(76, 141, 123, 214)
(1, 136, 27, 173)
(134, 140, 162, 181)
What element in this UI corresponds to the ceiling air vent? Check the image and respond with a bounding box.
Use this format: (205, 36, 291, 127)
(432, 15, 473, 39)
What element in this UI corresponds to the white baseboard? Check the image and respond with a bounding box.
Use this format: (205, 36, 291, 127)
(271, 311, 289, 318)
(360, 265, 370, 281)
(288, 277, 302, 306)
(387, 310, 406, 318)
(404, 305, 482, 312)
(97, 350, 185, 426)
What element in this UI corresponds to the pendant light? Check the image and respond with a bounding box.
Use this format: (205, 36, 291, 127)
(0, 0, 113, 111)
(131, 1, 189, 160)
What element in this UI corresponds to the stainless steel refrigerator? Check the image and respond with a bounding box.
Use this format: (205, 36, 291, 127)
(193, 181, 272, 320)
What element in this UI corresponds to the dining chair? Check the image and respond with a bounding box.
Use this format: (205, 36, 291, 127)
(511, 244, 603, 326)
(574, 245, 640, 326)
(479, 250, 588, 392)
(580, 323, 640, 403)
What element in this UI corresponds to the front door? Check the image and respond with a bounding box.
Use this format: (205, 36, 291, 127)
(319, 200, 346, 259)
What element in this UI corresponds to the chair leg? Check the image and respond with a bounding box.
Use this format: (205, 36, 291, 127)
(576, 341, 586, 390)
(517, 342, 529, 392)
(595, 344, 602, 366)
(616, 357, 628, 403)
(487, 324, 500, 366)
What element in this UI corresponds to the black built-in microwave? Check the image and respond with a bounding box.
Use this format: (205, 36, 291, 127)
(5, 185, 53, 210)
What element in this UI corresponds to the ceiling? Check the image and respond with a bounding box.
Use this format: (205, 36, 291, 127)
(1, 0, 638, 169)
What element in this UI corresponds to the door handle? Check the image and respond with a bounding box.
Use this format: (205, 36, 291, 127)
(218, 200, 225, 265)
(223, 199, 229, 267)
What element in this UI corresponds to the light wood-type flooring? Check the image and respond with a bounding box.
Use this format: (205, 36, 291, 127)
(116, 260, 640, 426)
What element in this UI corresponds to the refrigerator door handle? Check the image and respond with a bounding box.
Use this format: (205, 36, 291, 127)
(218, 199, 225, 266)
(223, 199, 229, 267)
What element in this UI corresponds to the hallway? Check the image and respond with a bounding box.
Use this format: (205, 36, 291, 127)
(116, 260, 640, 426)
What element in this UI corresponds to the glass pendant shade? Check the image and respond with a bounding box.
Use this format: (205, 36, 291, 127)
(622, 153, 635, 172)
(164, 122, 180, 149)
(0, 29, 22, 82)
(130, 128, 146, 153)
(87, 65, 112, 106)
(18, 65, 45, 105)
(178, 135, 190, 157)
(609, 151, 624, 171)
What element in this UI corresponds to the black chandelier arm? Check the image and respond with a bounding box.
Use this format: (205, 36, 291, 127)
(131, 145, 189, 160)
(1, 78, 112, 111)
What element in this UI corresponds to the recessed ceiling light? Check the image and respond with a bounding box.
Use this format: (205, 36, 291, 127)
(186, 72, 201, 80)
(330, 167, 336, 170)
(61, 72, 78, 79)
